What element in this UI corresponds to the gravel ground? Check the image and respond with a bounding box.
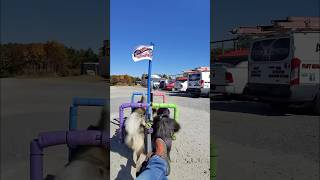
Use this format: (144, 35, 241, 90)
(212, 98, 320, 180)
(110, 86, 210, 180)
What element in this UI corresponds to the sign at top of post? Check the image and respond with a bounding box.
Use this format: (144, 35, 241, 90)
(132, 45, 153, 62)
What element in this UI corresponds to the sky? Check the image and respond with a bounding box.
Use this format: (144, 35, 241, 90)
(212, 0, 320, 42)
(1, 0, 108, 52)
(110, 0, 210, 77)
(2, 0, 318, 76)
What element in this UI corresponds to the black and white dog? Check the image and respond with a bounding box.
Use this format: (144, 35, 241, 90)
(124, 97, 181, 174)
(46, 108, 109, 180)
(136, 108, 181, 176)
(152, 108, 180, 160)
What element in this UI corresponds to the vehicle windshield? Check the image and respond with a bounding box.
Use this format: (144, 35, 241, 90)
(152, 78, 161, 82)
(251, 38, 290, 61)
(189, 74, 200, 81)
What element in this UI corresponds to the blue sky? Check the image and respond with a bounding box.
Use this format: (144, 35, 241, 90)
(1, 0, 107, 52)
(2, 0, 318, 74)
(110, 0, 210, 77)
(212, 0, 320, 41)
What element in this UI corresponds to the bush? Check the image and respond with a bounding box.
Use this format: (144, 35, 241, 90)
(111, 75, 136, 86)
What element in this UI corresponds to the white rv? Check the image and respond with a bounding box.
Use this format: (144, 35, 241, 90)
(246, 31, 320, 113)
(186, 68, 210, 97)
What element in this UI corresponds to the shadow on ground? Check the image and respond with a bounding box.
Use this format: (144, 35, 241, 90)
(167, 91, 209, 98)
(110, 127, 134, 180)
(211, 95, 316, 116)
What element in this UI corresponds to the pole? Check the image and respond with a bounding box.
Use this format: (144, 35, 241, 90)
(146, 42, 154, 153)
(146, 59, 153, 153)
(147, 60, 152, 107)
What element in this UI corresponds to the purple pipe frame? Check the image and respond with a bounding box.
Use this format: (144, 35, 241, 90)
(30, 130, 108, 180)
(119, 102, 149, 141)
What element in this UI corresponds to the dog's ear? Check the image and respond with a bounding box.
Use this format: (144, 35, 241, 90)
(88, 107, 108, 132)
(157, 108, 170, 117)
(139, 95, 146, 103)
(172, 120, 180, 133)
(98, 107, 108, 131)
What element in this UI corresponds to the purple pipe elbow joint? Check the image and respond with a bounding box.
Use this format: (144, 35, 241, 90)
(30, 130, 108, 180)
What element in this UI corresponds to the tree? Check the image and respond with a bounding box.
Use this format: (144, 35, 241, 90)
(0, 41, 99, 77)
(45, 41, 69, 75)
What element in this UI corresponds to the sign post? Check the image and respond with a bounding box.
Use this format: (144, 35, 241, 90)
(132, 43, 154, 153)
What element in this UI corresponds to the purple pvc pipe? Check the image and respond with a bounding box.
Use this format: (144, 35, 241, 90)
(37, 131, 67, 147)
(119, 103, 148, 141)
(30, 140, 43, 180)
(30, 130, 108, 180)
(38, 130, 107, 148)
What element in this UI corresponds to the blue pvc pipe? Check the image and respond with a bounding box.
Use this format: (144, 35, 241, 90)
(69, 97, 107, 130)
(69, 106, 78, 130)
(131, 92, 146, 103)
(72, 97, 106, 106)
(68, 97, 107, 160)
(146, 60, 153, 153)
(147, 60, 152, 118)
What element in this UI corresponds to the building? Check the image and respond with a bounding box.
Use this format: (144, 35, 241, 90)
(81, 62, 100, 75)
(183, 66, 210, 75)
(99, 40, 110, 78)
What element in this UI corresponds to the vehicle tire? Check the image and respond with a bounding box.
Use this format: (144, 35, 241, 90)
(242, 86, 249, 95)
(192, 93, 201, 98)
(313, 94, 320, 114)
(269, 103, 288, 112)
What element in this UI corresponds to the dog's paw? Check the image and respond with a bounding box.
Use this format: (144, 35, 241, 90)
(141, 120, 146, 127)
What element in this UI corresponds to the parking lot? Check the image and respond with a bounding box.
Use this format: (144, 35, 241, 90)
(212, 96, 320, 180)
(110, 86, 210, 180)
(2, 78, 318, 180)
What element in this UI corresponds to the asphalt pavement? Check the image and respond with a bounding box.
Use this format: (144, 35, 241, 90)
(1, 77, 107, 179)
(212, 97, 320, 180)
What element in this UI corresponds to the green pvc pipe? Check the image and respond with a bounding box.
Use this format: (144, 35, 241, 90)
(152, 103, 179, 121)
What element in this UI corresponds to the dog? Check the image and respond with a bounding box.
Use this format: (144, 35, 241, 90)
(46, 107, 109, 180)
(124, 96, 147, 169)
(136, 108, 181, 177)
(152, 108, 181, 160)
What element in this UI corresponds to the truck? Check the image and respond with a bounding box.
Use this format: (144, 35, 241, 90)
(212, 49, 249, 97)
(174, 76, 188, 92)
(141, 74, 161, 89)
(246, 31, 320, 113)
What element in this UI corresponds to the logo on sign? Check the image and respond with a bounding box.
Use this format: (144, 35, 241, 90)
(132, 45, 153, 62)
